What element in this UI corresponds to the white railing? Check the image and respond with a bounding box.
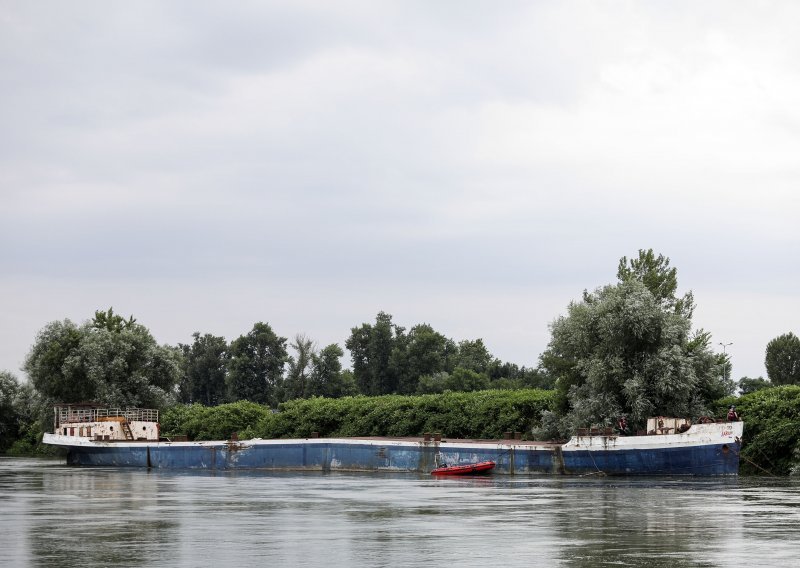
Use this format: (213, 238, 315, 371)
(53, 406, 159, 429)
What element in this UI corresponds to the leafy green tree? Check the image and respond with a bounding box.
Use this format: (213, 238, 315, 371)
(417, 371, 449, 394)
(284, 334, 315, 400)
(392, 324, 456, 394)
(345, 312, 402, 395)
(226, 322, 287, 405)
(738, 376, 772, 395)
(24, 310, 181, 409)
(692, 331, 737, 403)
(416, 368, 492, 394)
(617, 248, 695, 317)
(0, 371, 22, 452)
(179, 333, 228, 406)
(765, 332, 800, 386)
(518, 367, 556, 390)
(540, 252, 727, 437)
(22, 319, 87, 403)
(92, 307, 136, 332)
(717, 386, 800, 475)
(455, 339, 493, 374)
(717, 352, 732, 383)
(346, 324, 372, 394)
(307, 344, 357, 398)
(486, 359, 517, 382)
(484, 360, 555, 390)
(6, 378, 47, 455)
(445, 367, 490, 392)
(79, 317, 181, 408)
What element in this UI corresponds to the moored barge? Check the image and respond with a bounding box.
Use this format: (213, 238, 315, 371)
(43, 405, 743, 476)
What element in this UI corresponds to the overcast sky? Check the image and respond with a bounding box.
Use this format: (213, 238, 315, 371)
(2, 1, 798, 383)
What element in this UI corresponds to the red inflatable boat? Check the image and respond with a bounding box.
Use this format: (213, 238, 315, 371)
(430, 460, 496, 476)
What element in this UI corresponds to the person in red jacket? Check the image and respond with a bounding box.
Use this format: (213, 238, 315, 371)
(727, 405, 740, 421)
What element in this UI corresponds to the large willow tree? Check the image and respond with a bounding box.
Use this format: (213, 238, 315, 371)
(539, 250, 733, 437)
(24, 308, 181, 409)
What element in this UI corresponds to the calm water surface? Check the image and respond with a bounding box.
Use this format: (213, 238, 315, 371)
(1, 457, 799, 567)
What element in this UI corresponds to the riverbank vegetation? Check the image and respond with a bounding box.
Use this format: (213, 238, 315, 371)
(160, 389, 556, 441)
(718, 386, 800, 476)
(537, 250, 734, 438)
(3, 249, 800, 474)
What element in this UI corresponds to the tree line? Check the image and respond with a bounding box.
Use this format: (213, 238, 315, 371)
(2, 249, 800, 454)
(0, 307, 550, 454)
(177, 312, 551, 407)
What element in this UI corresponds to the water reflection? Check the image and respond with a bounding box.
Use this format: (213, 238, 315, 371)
(1, 458, 799, 567)
(545, 478, 744, 567)
(24, 466, 179, 566)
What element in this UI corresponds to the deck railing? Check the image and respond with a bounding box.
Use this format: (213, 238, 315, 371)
(53, 406, 159, 429)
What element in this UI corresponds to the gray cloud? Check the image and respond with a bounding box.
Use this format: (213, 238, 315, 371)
(2, 1, 799, 381)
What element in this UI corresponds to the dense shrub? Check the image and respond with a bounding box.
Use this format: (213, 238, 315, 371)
(160, 401, 273, 441)
(717, 386, 800, 475)
(165, 389, 556, 441)
(6, 423, 60, 456)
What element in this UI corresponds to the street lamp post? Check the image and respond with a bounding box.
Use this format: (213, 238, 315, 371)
(719, 342, 733, 381)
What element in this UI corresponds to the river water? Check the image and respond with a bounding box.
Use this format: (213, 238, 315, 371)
(1, 457, 799, 567)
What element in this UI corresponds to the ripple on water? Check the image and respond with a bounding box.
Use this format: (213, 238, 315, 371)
(1, 458, 800, 567)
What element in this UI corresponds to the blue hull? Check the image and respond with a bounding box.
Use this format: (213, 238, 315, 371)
(558, 443, 739, 476)
(60, 437, 741, 476)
